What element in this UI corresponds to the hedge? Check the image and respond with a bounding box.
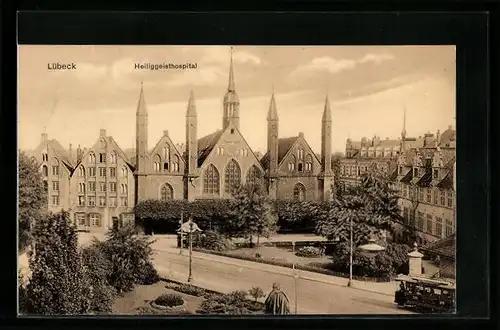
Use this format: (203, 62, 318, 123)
(192, 248, 391, 283)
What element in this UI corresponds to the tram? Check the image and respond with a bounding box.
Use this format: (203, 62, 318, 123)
(394, 275, 455, 313)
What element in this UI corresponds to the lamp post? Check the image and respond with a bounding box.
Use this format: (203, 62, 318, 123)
(179, 210, 184, 255)
(180, 216, 201, 283)
(292, 241, 298, 314)
(348, 215, 353, 287)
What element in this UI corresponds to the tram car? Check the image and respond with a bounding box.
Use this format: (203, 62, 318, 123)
(394, 275, 455, 313)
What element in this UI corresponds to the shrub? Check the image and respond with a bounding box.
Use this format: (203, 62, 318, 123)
(81, 242, 116, 313)
(100, 223, 158, 293)
(197, 291, 256, 315)
(295, 246, 324, 258)
(175, 283, 206, 297)
(248, 287, 265, 302)
(155, 293, 184, 307)
(24, 211, 93, 315)
(192, 230, 234, 252)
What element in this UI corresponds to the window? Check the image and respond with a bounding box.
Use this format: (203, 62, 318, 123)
(357, 167, 361, 176)
(99, 153, 106, 163)
(42, 153, 48, 162)
(436, 217, 443, 237)
(417, 212, 424, 230)
(426, 214, 433, 234)
(244, 149, 249, 157)
(89, 153, 96, 164)
(121, 197, 128, 207)
(419, 188, 424, 201)
(163, 147, 170, 161)
(76, 213, 87, 226)
(298, 163, 303, 172)
(402, 185, 407, 198)
(78, 183, 86, 193)
(78, 167, 85, 177)
(110, 152, 117, 164)
(433, 169, 439, 179)
(230, 128, 235, 134)
(51, 195, 59, 206)
(153, 154, 161, 172)
(110, 168, 116, 178)
(288, 155, 296, 172)
(109, 197, 117, 207)
(42, 165, 48, 177)
(121, 167, 128, 178)
(164, 162, 169, 171)
(99, 196, 106, 207)
(90, 214, 101, 227)
(99, 182, 106, 192)
(224, 159, 241, 194)
(121, 184, 128, 194)
(217, 147, 224, 156)
(426, 189, 432, 203)
(293, 183, 306, 201)
(89, 182, 96, 192)
(203, 164, 220, 195)
(172, 155, 180, 172)
(99, 167, 106, 177)
(445, 219, 453, 236)
(305, 155, 313, 172)
(88, 196, 96, 206)
(78, 196, 85, 206)
(52, 166, 59, 176)
(246, 165, 262, 187)
(110, 182, 117, 192)
(52, 181, 59, 191)
(89, 167, 96, 177)
(440, 190, 446, 206)
(447, 191, 454, 207)
(160, 183, 174, 201)
(403, 207, 409, 225)
(433, 189, 438, 204)
(413, 168, 418, 176)
(297, 149, 304, 160)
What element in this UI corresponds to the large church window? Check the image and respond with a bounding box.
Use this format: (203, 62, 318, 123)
(224, 159, 241, 194)
(293, 183, 306, 201)
(160, 183, 174, 201)
(153, 154, 161, 172)
(246, 165, 262, 187)
(203, 164, 220, 195)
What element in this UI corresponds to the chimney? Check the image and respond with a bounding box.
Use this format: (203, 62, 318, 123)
(163, 130, 169, 137)
(41, 133, 48, 145)
(77, 145, 83, 163)
(298, 132, 304, 138)
(100, 129, 106, 137)
(448, 125, 452, 130)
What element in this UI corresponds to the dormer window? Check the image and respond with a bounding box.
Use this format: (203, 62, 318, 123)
(433, 169, 439, 179)
(413, 168, 418, 177)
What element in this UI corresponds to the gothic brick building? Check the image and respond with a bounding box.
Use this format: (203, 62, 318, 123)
(26, 51, 335, 232)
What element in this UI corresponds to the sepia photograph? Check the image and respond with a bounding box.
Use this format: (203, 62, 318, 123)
(17, 45, 456, 316)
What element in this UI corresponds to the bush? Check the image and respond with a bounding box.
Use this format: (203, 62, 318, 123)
(175, 283, 207, 297)
(192, 230, 234, 252)
(81, 242, 116, 313)
(197, 290, 258, 315)
(155, 293, 184, 307)
(100, 223, 159, 293)
(248, 287, 265, 302)
(295, 246, 324, 258)
(24, 211, 93, 315)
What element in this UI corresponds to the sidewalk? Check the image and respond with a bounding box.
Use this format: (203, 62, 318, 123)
(152, 244, 397, 298)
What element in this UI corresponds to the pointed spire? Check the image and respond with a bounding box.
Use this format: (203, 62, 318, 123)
(186, 90, 197, 117)
(402, 106, 407, 138)
(228, 47, 236, 92)
(322, 93, 332, 121)
(267, 92, 278, 121)
(136, 82, 147, 115)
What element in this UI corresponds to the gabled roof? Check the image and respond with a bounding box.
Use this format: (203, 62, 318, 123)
(400, 169, 414, 183)
(437, 171, 454, 189)
(439, 128, 456, 147)
(197, 130, 223, 167)
(48, 139, 75, 172)
(420, 235, 456, 260)
(416, 170, 433, 187)
(261, 136, 300, 170)
(74, 136, 135, 171)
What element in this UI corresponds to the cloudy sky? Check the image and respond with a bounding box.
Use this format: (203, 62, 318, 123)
(18, 45, 455, 154)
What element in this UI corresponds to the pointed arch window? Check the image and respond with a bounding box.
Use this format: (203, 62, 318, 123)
(121, 166, 128, 178)
(110, 151, 117, 164)
(305, 154, 313, 171)
(160, 183, 174, 201)
(172, 155, 180, 172)
(51, 158, 60, 176)
(78, 183, 86, 193)
(153, 154, 161, 172)
(203, 164, 220, 195)
(78, 166, 85, 177)
(225, 159, 241, 194)
(42, 153, 48, 162)
(297, 149, 304, 160)
(246, 165, 262, 187)
(293, 183, 306, 201)
(42, 165, 48, 177)
(89, 152, 96, 164)
(288, 155, 296, 171)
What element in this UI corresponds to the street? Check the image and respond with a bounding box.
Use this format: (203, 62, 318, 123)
(152, 249, 414, 315)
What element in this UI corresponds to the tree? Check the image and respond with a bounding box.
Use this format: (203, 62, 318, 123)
(229, 183, 276, 248)
(316, 171, 401, 245)
(25, 211, 92, 315)
(18, 152, 47, 252)
(248, 286, 265, 302)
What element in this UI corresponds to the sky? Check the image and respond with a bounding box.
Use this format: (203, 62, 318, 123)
(18, 45, 456, 154)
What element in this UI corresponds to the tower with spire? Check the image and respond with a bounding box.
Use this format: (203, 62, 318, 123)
(401, 107, 407, 151)
(184, 90, 199, 200)
(222, 47, 240, 131)
(135, 82, 149, 203)
(266, 90, 279, 199)
(319, 94, 334, 201)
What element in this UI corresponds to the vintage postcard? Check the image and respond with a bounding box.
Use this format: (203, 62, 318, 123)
(18, 45, 456, 315)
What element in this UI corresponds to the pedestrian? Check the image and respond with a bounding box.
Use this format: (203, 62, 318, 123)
(264, 282, 290, 315)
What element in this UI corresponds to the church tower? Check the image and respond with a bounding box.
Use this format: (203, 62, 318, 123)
(266, 91, 279, 199)
(184, 90, 199, 201)
(135, 82, 149, 203)
(222, 47, 240, 130)
(319, 94, 334, 201)
(401, 107, 407, 152)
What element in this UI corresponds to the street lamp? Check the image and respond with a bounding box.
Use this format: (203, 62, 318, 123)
(180, 216, 202, 283)
(348, 215, 354, 287)
(291, 241, 298, 315)
(178, 209, 184, 255)
(347, 230, 386, 288)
